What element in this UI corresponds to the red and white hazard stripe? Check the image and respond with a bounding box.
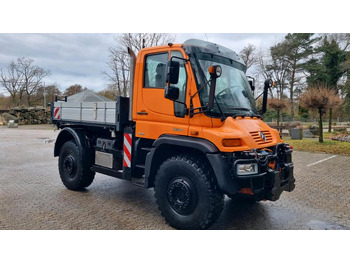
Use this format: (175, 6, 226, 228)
(54, 107, 61, 119)
(123, 133, 132, 168)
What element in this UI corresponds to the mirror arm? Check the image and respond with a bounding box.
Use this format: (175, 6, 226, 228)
(207, 76, 216, 110)
(173, 100, 189, 115)
(255, 91, 264, 101)
(190, 106, 210, 117)
(170, 56, 189, 63)
(259, 79, 273, 115)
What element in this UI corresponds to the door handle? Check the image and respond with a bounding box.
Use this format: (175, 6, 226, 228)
(137, 111, 148, 115)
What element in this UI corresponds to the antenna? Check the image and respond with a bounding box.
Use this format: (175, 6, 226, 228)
(205, 33, 209, 41)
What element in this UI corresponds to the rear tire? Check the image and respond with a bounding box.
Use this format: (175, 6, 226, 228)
(154, 155, 224, 229)
(58, 141, 95, 190)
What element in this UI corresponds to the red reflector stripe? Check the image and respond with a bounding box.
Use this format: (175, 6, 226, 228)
(125, 133, 132, 145)
(123, 144, 130, 156)
(123, 133, 132, 168)
(54, 107, 60, 118)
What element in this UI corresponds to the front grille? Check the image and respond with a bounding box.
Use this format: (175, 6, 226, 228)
(250, 131, 273, 145)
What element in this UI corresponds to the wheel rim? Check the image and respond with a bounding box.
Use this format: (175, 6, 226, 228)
(63, 154, 76, 178)
(167, 178, 196, 215)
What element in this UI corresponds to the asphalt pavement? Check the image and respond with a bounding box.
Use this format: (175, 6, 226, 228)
(0, 125, 349, 230)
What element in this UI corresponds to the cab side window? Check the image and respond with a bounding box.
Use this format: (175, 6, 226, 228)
(171, 51, 187, 117)
(144, 53, 168, 88)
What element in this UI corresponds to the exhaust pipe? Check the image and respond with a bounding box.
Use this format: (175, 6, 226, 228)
(128, 47, 136, 122)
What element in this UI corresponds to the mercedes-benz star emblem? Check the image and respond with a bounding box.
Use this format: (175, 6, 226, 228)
(259, 132, 266, 141)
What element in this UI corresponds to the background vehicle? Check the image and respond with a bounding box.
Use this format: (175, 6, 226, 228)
(52, 39, 295, 229)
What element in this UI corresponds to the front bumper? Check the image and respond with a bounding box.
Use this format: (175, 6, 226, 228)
(263, 162, 295, 201)
(207, 143, 295, 201)
(233, 161, 295, 201)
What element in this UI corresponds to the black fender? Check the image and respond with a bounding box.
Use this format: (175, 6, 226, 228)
(205, 154, 239, 195)
(54, 127, 91, 164)
(144, 135, 239, 194)
(152, 135, 218, 153)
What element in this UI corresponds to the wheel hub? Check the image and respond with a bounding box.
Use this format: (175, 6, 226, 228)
(167, 178, 196, 215)
(63, 155, 76, 178)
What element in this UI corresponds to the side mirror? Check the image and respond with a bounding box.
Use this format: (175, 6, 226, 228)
(164, 86, 180, 101)
(248, 80, 255, 92)
(247, 76, 255, 92)
(166, 60, 180, 84)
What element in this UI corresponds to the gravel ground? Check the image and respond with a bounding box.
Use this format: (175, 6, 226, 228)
(0, 125, 349, 230)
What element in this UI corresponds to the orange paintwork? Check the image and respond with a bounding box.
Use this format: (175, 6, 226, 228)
(131, 44, 283, 152)
(200, 116, 283, 152)
(238, 188, 254, 196)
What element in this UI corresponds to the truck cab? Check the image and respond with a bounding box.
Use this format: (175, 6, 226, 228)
(52, 39, 295, 229)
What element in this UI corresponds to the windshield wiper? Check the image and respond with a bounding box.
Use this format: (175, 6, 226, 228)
(224, 106, 262, 119)
(226, 107, 252, 111)
(214, 96, 226, 121)
(190, 78, 211, 100)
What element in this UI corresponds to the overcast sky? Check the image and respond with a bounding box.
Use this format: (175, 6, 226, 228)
(0, 33, 286, 94)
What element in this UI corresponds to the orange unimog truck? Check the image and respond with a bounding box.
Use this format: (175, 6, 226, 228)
(51, 39, 295, 229)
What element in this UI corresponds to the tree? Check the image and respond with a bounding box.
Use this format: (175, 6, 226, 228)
(0, 93, 10, 109)
(268, 98, 287, 127)
(341, 52, 350, 114)
(104, 33, 176, 97)
(16, 57, 50, 106)
(271, 34, 319, 119)
(266, 47, 290, 99)
(32, 84, 62, 106)
(300, 87, 341, 142)
(63, 84, 85, 97)
(307, 38, 346, 87)
(97, 85, 118, 101)
(305, 36, 347, 131)
(256, 47, 290, 100)
(239, 43, 258, 71)
(256, 48, 274, 97)
(1, 57, 50, 106)
(0, 61, 22, 105)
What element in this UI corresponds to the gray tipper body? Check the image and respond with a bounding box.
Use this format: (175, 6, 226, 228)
(53, 101, 117, 124)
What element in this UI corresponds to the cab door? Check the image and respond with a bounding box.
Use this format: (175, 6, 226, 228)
(135, 49, 190, 140)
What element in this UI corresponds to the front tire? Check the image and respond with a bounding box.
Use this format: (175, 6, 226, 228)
(154, 155, 224, 229)
(58, 141, 95, 190)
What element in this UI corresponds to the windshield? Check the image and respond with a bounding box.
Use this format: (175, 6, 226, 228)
(190, 52, 258, 118)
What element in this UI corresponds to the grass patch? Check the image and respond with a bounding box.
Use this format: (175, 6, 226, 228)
(323, 132, 333, 139)
(284, 138, 350, 156)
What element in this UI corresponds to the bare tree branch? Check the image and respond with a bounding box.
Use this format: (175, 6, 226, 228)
(103, 33, 175, 97)
(0, 61, 23, 105)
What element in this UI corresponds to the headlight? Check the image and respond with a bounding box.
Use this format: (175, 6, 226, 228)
(236, 163, 258, 175)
